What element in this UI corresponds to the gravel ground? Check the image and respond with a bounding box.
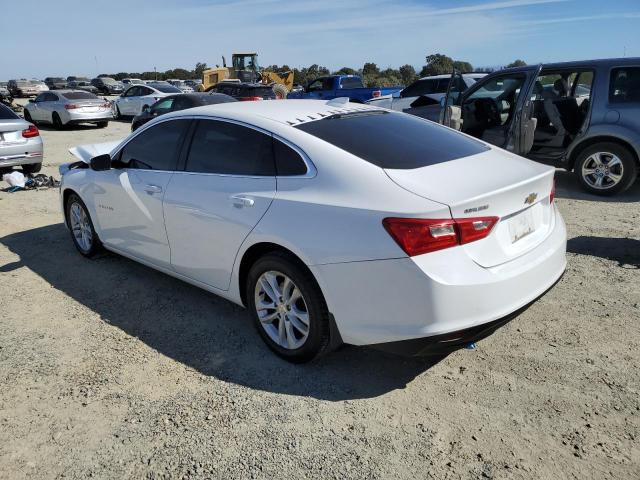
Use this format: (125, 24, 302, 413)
(1, 100, 639, 479)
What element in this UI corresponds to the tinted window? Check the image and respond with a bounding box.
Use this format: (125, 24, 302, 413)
(0, 104, 19, 120)
(340, 77, 364, 89)
(119, 119, 190, 170)
(296, 111, 489, 169)
(34, 93, 47, 103)
(201, 94, 237, 105)
(239, 86, 273, 98)
(125, 86, 139, 96)
(152, 97, 175, 112)
(149, 84, 182, 93)
(273, 139, 307, 175)
(185, 120, 275, 175)
(401, 79, 446, 98)
(62, 91, 97, 100)
(609, 67, 640, 103)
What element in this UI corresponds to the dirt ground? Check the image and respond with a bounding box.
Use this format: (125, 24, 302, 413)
(1, 99, 639, 480)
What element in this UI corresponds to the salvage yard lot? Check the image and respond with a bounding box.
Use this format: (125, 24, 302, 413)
(1, 108, 639, 479)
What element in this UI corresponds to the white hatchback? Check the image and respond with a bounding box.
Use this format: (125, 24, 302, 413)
(59, 99, 566, 362)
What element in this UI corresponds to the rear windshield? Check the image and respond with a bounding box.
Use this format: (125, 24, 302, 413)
(200, 94, 237, 105)
(0, 104, 20, 120)
(149, 84, 182, 93)
(340, 77, 365, 89)
(241, 86, 273, 97)
(295, 111, 489, 169)
(62, 91, 98, 100)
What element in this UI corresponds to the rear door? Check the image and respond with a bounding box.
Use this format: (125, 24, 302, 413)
(163, 119, 277, 291)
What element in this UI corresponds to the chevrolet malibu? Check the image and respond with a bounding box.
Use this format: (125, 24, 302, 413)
(58, 99, 567, 362)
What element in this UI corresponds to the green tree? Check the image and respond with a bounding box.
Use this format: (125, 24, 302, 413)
(194, 62, 208, 78)
(334, 67, 357, 76)
(420, 53, 454, 76)
(506, 59, 527, 68)
(453, 61, 474, 73)
(399, 64, 417, 85)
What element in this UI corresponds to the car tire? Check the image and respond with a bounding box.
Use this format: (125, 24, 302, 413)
(246, 251, 331, 363)
(96, 121, 108, 128)
(272, 83, 288, 100)
(115, 105, 122, 120)
(52, 112, 64, 130)
(22, 163, 41, 174)
(65, 193, 103, 258)
(23, 109, 34, 124)
(575, 142, 638, 196)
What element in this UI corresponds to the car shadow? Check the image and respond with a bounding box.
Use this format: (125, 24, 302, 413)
(0, 223, 445, 401)
(567, 236, 640, 269)
(34, 123, 108, 132)
(554, 169, 640, 203)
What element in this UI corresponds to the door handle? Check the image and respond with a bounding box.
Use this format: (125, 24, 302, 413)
(144, 184, 163, 194)
(230, 195, 255, 208)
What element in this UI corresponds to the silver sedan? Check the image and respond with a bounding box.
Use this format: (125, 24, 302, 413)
(0, 103, 43, 174)
(23, 90, 112, 129)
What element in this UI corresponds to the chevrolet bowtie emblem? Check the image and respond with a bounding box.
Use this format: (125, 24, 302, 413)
(524, 193, 538, 205)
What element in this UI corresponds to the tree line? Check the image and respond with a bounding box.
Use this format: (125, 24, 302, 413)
(98, 55, 528, 88)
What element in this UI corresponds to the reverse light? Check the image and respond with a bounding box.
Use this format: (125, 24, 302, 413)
(22, 125, 40, 138)
(383, 216, 499, 256)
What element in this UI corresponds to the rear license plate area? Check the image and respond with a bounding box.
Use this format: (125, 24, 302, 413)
(508, 208, 535, 243)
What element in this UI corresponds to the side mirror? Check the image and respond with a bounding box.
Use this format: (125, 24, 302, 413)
(90, 154, 112, 171)
(142, 105, 150, 113)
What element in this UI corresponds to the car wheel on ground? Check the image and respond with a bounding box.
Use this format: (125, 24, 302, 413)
(23, 110, 34, 124)
(575, 142, 638, 196)
(115, 105, 122, 120)
(246, 252, 331, 363)
(272, 83, 288, 100)
(97, 121, 108, 128)
(52, 112, 64, 130)
(65, 194, 102, 257)
(22, 163, 41, 174)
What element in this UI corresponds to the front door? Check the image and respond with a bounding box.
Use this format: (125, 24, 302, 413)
(163, 119, 277, 291)
(92, 119, 191, 268)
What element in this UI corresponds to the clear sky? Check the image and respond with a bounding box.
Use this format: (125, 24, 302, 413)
(3, 0, 640, 79)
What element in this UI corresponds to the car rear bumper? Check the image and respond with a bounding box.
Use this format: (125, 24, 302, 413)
(0, 138, 44, 167)
(63, 110, 113, 124)
(0, 151, 43, 167)
(310, 205, 567, 347)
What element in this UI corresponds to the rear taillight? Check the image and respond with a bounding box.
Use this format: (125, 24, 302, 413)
(239, 96, 263, 101)
(550, 178, 556, 203)
(372, 90, 382, 98)
(383, 216, 498, 257)
(101, 102, 110, 108)
(22, 125, 39, 138)
(64, 103, 79, 110)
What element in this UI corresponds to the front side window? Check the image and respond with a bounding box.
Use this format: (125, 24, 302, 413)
(125, 86, 139, 97)
(118, 119, 190, 171)
(152, 97, 174, 113)
(401, 79, 441, 98)
(34, 93, 47, 103)
(609, 67, 640, 103)
(185, 120, 275, 176)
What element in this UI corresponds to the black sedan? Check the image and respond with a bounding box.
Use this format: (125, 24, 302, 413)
(131, 92, 237, 131)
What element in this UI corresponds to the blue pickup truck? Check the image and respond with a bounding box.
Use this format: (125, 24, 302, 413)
(288, 75, 401, 103)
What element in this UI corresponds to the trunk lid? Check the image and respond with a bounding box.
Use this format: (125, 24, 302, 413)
(385, 148, 555, 267)
(0, 119, 30, 145)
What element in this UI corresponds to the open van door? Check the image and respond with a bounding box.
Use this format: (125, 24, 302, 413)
(439, 70, 464, 130)
(511, 64, 543, 155)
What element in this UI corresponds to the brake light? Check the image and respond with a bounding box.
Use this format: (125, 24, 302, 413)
(64, 103, 79, 110)
(239, 96, 263, 101)
(550, 178, 556, 203)
(383, 216, 498, 256)
(22, 125, 39, 138)
(372, 90, 381, 98)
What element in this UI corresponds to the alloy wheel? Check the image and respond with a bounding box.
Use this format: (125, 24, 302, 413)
(254, 270, 310, 350)
(69, 202, 93, 252)
(581, 151, 624, 190)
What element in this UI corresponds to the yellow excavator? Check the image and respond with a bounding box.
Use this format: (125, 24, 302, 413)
(198, 53, 293, 99)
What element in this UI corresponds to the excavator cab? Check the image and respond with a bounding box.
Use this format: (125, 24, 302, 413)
(231, 53, 260, 83)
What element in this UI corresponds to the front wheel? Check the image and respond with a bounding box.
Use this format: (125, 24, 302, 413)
(246, 252, 331, 363)
(65, 194, 102, 257)
(22, 163, 41, 174)
(52, 112, 64, 130)
(575, 142, 638, 196)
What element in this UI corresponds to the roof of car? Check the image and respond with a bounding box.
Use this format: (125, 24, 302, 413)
(170, 98, 383, 126)
(418, 73, 487, 80)
(501, 57, 640, 73)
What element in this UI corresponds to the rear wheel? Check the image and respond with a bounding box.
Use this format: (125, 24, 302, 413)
(23, 109, 34, 124)
(575, 142, 638, 196)
(22, 163, 41, 174)
(114, 105, 122, 120)
(246, 252, 331, 363)
(52, 112, 64, 130)
(65, 194, 102, 257)
(272, 83, 288, 100)
(96, 121, 108, 128)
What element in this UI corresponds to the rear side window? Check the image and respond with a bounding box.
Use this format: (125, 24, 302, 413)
(296, 111, 489, 169)
(340, 77, 364, 89)
(185, 120, 275, 175)
(401, 79, 445, 98)
(273, 139, 307, 175)
(609, 67, 640, 103)
(119, 119, 190, 170)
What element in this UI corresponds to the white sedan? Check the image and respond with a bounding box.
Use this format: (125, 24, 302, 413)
(58, 99, 566, 362)
(113, 82, 182, 117)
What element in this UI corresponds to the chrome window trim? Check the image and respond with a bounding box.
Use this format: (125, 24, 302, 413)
(110, 114, 317, 179)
